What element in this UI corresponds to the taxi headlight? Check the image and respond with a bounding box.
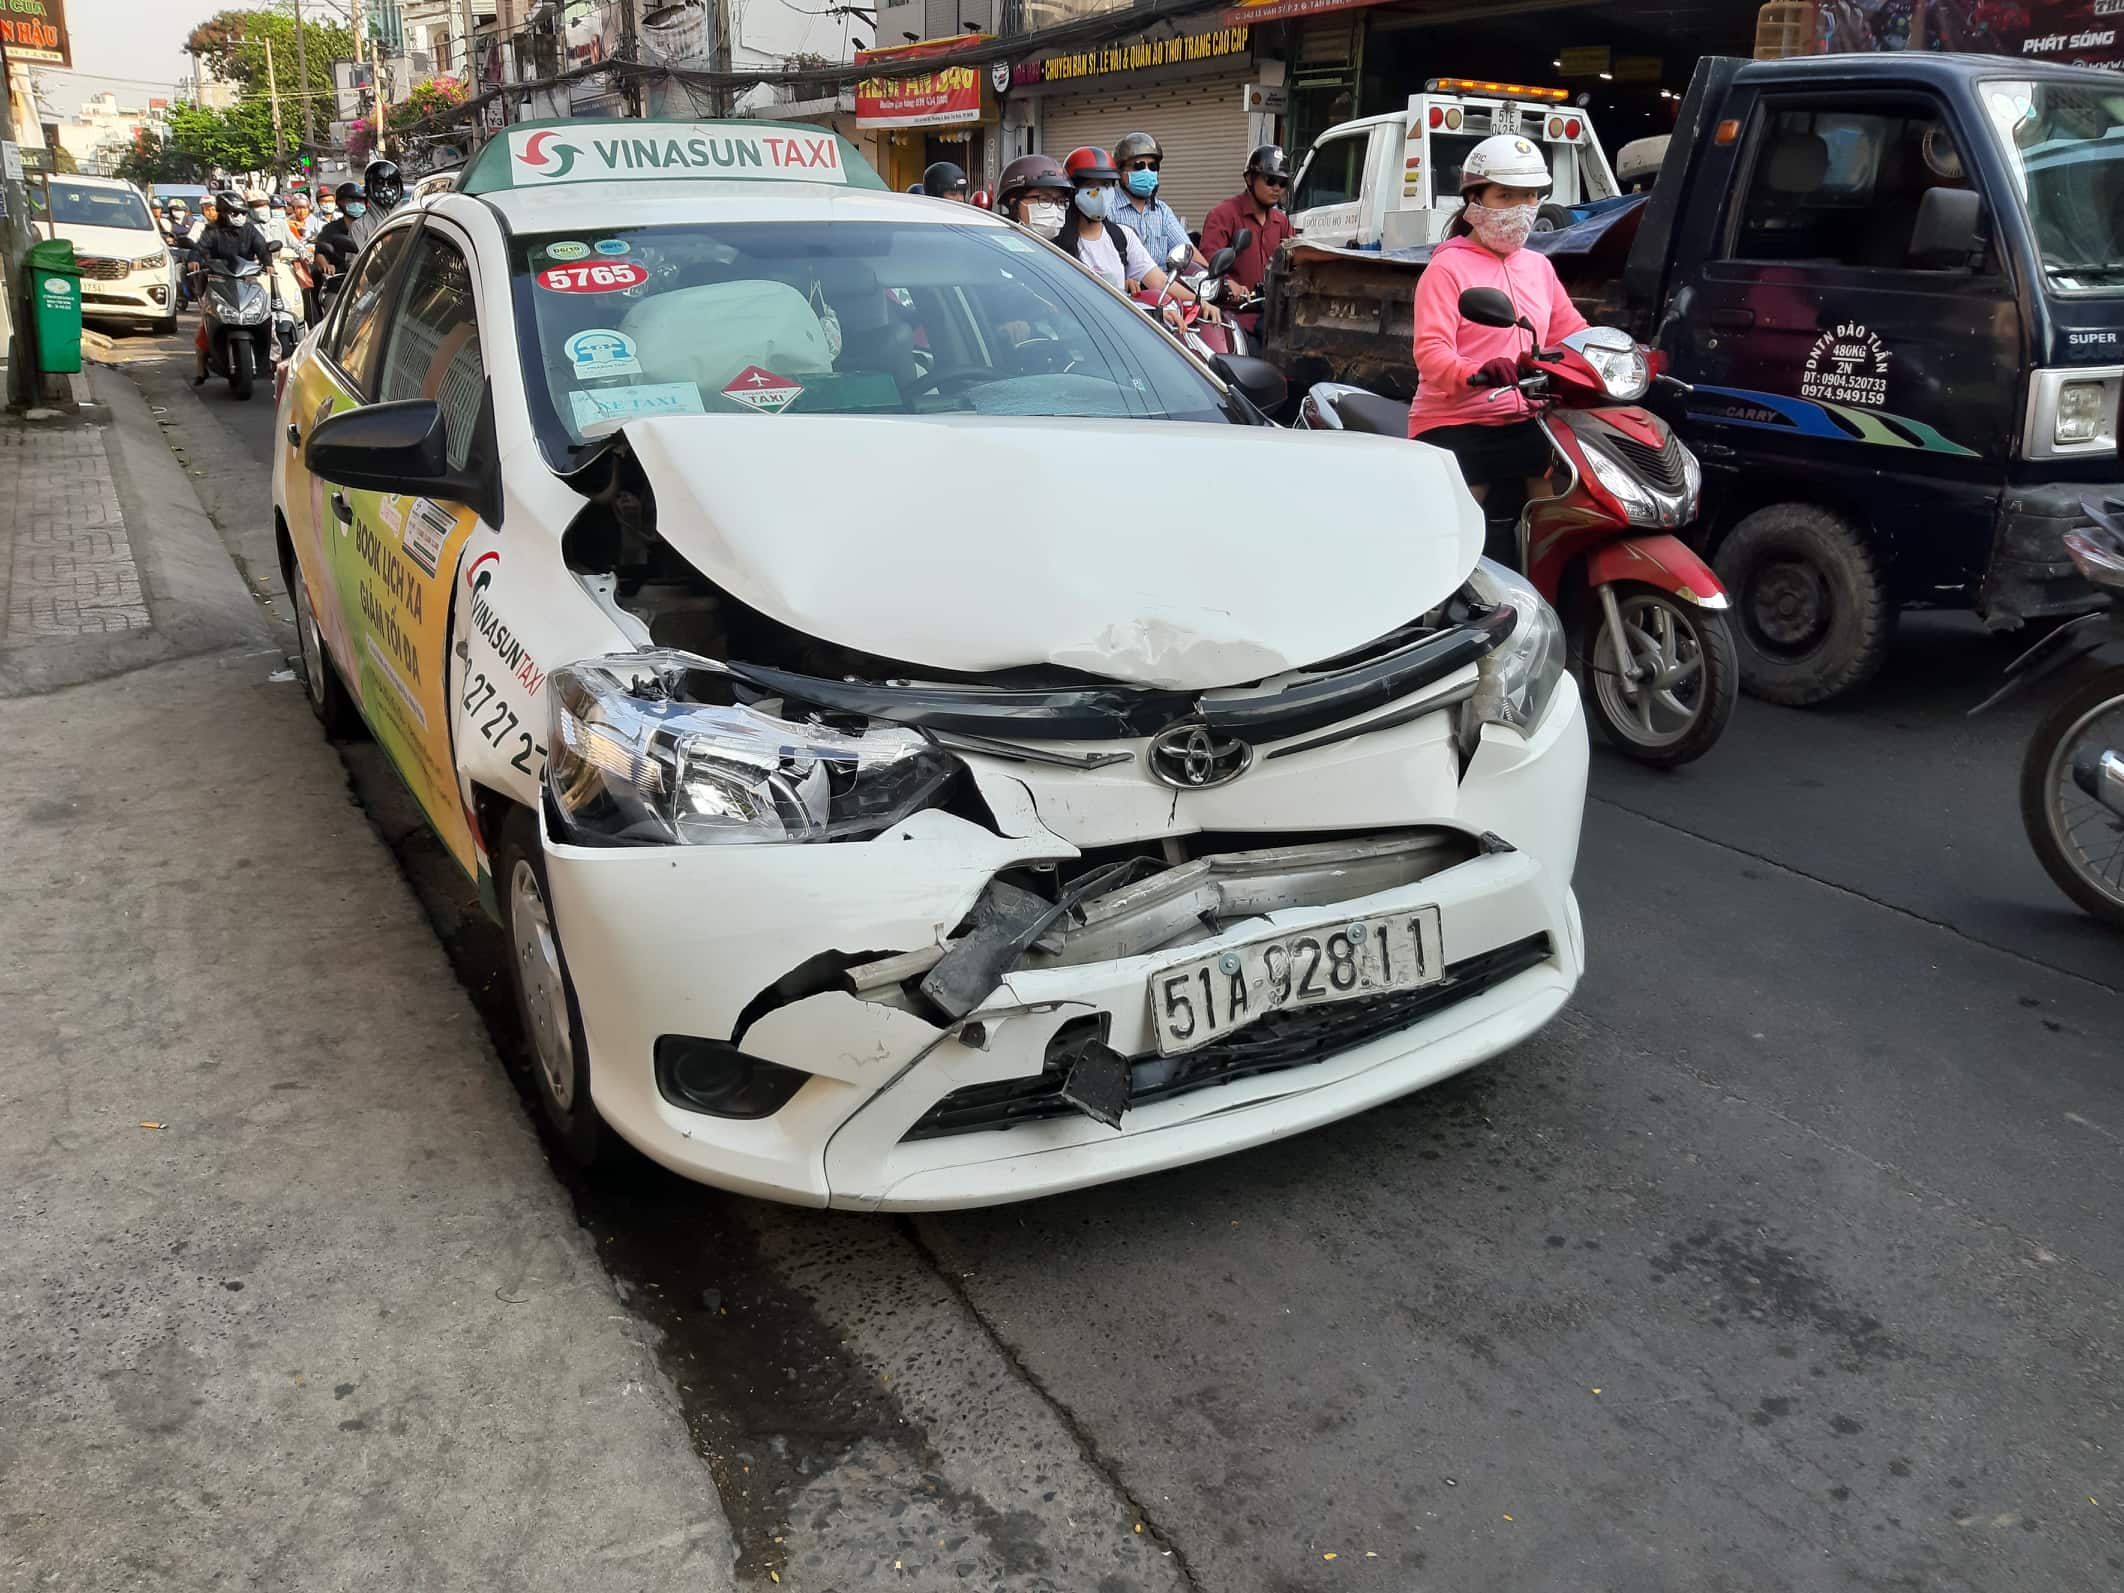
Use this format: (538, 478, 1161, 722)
(1463, 558, 1566, 734)
(546, 650, 960, 845)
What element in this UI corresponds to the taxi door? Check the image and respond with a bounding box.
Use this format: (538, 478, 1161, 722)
(287, 220, 486, 875)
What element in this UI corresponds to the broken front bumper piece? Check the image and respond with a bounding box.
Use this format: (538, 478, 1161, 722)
(539, 671, 1587, 1210)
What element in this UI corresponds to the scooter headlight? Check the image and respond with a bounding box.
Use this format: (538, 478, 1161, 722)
(1463, 558, 1567, 735)
(547, 650, 961, 846)
(1562, 327, 1649, 401)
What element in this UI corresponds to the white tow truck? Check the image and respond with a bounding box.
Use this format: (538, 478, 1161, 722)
(1288, 77, 1622, 251)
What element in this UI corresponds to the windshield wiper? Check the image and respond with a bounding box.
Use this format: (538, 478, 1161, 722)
(2046, 260, 2124, 279)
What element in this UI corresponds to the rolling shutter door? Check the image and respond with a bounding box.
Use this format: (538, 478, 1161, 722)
(1039, 81, 1249, 236)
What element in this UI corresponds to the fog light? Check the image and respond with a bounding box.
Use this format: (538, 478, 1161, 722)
(654, 1035, 809, 1119)
(148, 284, 169, 305)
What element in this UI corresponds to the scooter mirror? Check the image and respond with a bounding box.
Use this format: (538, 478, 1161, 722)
(1458, 286, 1518, 328)
(1231, 227, 1254, 254)
(1166, 243, 1191, 269)
(1207, 246, 1238, 278)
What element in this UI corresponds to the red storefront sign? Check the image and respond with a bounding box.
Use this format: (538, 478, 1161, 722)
(855, 34, 987, 129)
(0, 0, 71, 68)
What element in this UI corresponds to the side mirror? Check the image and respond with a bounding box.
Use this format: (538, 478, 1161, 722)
(1207, 245, 1238, 277)
(1166, 242, 1191, 269)
(1232, 226, 1254, 255)
(1458, 286, 1520, 328)
(1909, 185, 1981, 270)
(1212, 353, 1287, 413)
(305, 399, 502, 526)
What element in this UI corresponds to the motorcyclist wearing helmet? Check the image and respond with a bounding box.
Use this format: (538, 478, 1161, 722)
(1054, 146, 1215, 326)
(1108, 131, 1202, 271)
(921, 161, 969, 201)
(1406, 133, 1586, 504)
(352, 158, 401, 249)
(313, 181, 365, 277)
(997, 152, 1071, 240)
(195, 188, 273, 275)
(1201, 145, 1296, 303)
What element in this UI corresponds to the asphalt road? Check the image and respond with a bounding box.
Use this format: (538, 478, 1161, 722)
(110, 320, 2124, 1592)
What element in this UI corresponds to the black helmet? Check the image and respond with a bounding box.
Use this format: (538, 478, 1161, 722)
(1113, 131, 1162, 170)
(364, 158, 403, 212)
(922, 161, 969, 198)
(215, 190, 247, 223)
(1246, 144, 1291, 181)
(334, 181, 363, 208)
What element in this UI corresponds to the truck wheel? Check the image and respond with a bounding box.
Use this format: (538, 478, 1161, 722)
(1714, 504, 1891, 706)
(496, 808, 609, 1168)
(1534, 203, 1575, 234)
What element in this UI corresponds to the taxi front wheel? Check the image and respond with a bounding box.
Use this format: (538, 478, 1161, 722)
(496, 808, 607, 1167)
(288, 554, 360, 737)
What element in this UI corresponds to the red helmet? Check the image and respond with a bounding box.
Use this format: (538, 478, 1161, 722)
(971, 188, 993, 209)
(1063, 145, 1120, 185)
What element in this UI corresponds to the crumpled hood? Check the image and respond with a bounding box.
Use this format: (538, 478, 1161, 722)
(620, 414, 1483, 690)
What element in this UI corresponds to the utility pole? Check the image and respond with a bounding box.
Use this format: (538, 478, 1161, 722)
(618, 0, 640, 118)
(371, 24, 386, 163)
(712, 0, 733, 116)
(293, 0, 314, 151)
(266, 35, 287, 184)
(1, 31, 44, 407)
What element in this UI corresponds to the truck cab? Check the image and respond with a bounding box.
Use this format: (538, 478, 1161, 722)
(1289, 79, 1621, 252)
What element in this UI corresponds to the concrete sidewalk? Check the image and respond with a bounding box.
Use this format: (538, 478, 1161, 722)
(0, 367, 737, 1590)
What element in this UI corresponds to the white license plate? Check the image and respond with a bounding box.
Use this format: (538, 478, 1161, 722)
(1494, 104, 1523, 135)
(1148, 908, 1445, 1057)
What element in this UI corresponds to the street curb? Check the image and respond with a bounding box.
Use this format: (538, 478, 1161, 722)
(91, 361, 275, 660)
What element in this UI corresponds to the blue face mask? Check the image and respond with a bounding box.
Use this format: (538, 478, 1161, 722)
(1125, 168, 1159, 199)
(1073, 187, 1110, 221)
(345, 202, 367, 218)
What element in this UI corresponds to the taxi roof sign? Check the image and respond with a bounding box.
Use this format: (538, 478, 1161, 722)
(460, 120, 886, 195)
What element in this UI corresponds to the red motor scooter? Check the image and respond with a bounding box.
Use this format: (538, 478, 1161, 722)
(1135, 229, 1251, 361)
(1297, 287, 1738, 766)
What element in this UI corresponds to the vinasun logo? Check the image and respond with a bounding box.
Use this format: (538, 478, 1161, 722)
(519, 131, 581, 179)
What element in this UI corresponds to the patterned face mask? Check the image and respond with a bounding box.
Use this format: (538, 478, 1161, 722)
(1464, 199, 1536, 254)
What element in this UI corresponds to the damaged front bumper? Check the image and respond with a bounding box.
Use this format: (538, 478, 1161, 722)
(540, 672, 1587, 1209)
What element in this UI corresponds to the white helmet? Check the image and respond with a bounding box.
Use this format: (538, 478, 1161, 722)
(1459, 134, 1553, 197)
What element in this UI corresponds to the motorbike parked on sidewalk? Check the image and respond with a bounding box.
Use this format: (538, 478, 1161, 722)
(1295, 286, 1738, 767)
(192, 250, 287, 402)
(1971, 500, 2124, 928)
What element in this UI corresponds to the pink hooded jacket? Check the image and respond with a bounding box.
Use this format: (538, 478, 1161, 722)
(1407, 233, 1587, 439)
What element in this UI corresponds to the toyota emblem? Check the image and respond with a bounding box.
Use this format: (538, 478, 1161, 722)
(1147, 723, 1253, 789)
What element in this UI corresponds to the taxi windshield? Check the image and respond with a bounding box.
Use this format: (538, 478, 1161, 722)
(509, 219, 1238, 460)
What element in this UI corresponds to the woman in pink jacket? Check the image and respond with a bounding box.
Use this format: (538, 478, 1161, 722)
(1408, 134, 1586, 506)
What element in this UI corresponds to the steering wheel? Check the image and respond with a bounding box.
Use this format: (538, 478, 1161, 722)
(910, 365, 994, 398)
(1009, 336, 1069, 374)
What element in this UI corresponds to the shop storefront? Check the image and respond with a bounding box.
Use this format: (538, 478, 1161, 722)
(855, 34, 1002, 194)
(1015, 23, 1269, 235)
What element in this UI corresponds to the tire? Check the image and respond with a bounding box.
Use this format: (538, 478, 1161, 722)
(496, 808, 608, 1167)
(1578, 582, 1740, 767)
(230, 336, 255, 400)
(285, 546, 362, 737)
(153, 314, 178, 337)
(1534, 203, 1576, 234)
(2017, 668, 2124, 928)
(1714, 503, 1892, 706)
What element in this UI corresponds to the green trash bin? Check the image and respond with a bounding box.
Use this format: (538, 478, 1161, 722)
(27, 238, 84, 376)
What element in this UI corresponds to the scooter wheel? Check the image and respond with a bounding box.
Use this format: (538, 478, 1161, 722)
(2018, 669, 2124, 928)
(1579, 583, 1739, 768)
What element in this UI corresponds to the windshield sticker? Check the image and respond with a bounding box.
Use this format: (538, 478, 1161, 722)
(543, 240, 589, 260)
(722, 366, 806, 414)
(569, 383, 706, 433)
(994, 234, 1035, 253)
(593, 238, 631, 256)
(564, 327, 642, 379)
(537, 260, 650, 294)
(1801, 323, 1890, 410)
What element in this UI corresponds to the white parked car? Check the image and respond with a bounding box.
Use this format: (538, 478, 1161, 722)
(271, 118, 1588, 1210)
(40, 175, 179, 333)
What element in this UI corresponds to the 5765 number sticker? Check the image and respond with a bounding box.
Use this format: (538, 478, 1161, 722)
(463, 670, 547, 775)
(535, 261, 648, 294)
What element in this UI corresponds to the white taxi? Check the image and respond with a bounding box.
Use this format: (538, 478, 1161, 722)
(272, 119, 1588, 1210)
